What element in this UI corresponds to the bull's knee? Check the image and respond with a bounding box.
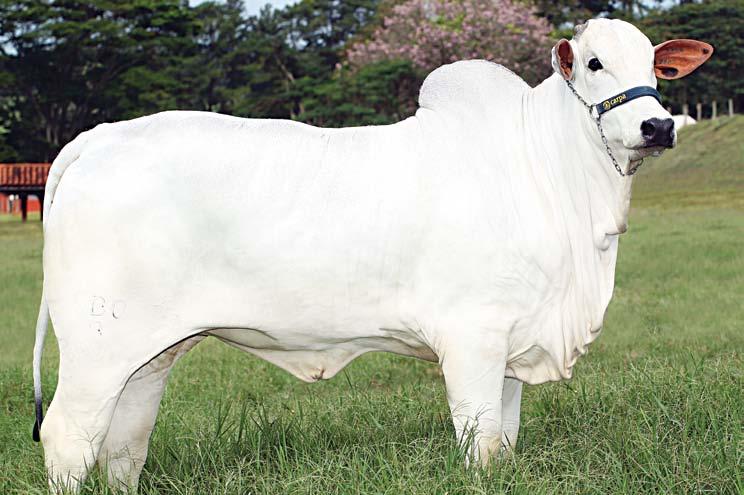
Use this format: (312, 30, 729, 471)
(99, 443, 149, 492)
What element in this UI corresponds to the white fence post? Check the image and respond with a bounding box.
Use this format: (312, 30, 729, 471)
(672, 98, 735, 119)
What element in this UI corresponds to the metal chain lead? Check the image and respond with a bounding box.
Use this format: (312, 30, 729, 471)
(565, 80, 643, 177)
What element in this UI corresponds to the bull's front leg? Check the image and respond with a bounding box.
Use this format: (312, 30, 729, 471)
(440, 334, 508, 466)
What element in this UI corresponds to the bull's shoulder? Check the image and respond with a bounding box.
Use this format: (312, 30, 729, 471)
(418, 60, 530, 117)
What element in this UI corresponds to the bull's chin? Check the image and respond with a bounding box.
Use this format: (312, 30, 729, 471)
(628, 145, 668, 160)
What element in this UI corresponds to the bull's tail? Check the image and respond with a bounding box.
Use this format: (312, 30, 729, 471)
(32, 290, 48, 442)
(33, 130, 90, 442)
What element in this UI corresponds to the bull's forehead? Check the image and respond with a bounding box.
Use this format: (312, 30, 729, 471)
(576, 19, 654, 68)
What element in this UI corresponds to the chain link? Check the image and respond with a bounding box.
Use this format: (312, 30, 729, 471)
(565, 80, 643, 177)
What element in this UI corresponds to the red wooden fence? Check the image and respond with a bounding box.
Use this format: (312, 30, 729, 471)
(0, 163, 51, 221)
(0, 163, 50, 188)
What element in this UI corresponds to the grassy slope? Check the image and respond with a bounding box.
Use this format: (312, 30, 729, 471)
(633, 115, 744, 209)
(0, 118, 742, 494)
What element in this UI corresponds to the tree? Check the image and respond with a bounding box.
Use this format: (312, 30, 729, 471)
(237, 5, 308, 119)
(281, 0, 380, 75)
(346, 0, 554, 86)
(0, 0, 197, 161)
(63, 0, 268, 124)
(299, 59, 421, 126)
(528, 0, 617, 29)
(273, 0, 382, 118)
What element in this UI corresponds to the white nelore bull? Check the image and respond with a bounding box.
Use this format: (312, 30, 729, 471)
(33, 19, 711, 491)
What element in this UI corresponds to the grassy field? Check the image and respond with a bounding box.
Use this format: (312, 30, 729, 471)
(1, 117, 742, 494)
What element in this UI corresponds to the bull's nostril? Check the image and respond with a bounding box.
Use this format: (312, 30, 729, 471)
(641, 120, 656, 138)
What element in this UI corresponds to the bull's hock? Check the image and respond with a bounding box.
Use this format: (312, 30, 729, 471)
(32, 18, 712, 493)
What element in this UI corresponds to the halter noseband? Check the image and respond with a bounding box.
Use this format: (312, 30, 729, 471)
(596, 86, 662, 116)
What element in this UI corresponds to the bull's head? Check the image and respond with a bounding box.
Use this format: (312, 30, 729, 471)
(551, 19, 712, 168)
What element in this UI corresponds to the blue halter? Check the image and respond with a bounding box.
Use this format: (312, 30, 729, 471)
(595, 86, 662, 116)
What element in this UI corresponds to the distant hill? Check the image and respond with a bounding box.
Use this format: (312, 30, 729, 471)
(632, 115, 744, 209)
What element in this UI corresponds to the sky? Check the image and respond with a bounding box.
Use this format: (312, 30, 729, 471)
(189, 0, 298, 16)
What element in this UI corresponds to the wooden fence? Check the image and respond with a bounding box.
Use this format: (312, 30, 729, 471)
(0, 163, 51, 221)
(667, 98, 736, 121)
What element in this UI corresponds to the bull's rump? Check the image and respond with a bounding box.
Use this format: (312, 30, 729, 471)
(43, 111, 454, 365)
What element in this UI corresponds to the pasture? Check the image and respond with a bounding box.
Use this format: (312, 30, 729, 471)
(1, 117, 742, 494)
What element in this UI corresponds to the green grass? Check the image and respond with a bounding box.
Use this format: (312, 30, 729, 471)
(1, 118, 743, 494)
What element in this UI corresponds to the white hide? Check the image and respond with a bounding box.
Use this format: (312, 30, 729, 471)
(36, 18, 681, 492)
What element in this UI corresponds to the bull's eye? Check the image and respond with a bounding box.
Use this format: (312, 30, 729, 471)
(588, 58, 603, 71)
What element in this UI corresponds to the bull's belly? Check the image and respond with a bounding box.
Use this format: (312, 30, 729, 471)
(208, 326, 438, 382)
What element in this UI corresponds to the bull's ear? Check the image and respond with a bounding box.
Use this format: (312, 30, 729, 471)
(654, 39, 713, 80)
(551, 39, 574, 80)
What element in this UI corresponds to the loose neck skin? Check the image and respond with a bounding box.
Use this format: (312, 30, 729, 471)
(525, 73, 635, 244)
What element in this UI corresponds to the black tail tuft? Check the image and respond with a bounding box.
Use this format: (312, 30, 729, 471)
(32, 402, 43, 442)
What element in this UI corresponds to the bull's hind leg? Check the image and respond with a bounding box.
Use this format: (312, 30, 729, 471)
(98, 336, 204, 492)
(501, 377, 523, 451)
(40, 362, 129, 493)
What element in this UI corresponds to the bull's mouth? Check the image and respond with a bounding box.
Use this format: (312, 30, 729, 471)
(629, 144, 670, 159)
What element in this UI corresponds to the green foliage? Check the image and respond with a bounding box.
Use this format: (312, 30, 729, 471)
(528, 0, 664, 28)
(236, 6, 299, 119)
(108, 0, 259, 118)
(299, 60, 422, 126)
(0, 0, 197, 160)
(273, 0, 382, 119)
(529, 0, 618, 28)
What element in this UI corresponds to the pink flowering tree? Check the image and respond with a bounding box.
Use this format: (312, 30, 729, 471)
(347, 0, 554, 85)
